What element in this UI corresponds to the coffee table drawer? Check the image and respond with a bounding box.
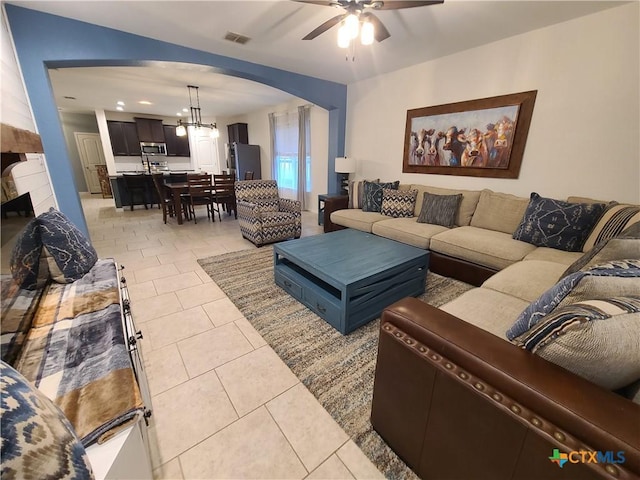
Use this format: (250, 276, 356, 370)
(274, 270, 303, 298)
(303, 288, 341, 329)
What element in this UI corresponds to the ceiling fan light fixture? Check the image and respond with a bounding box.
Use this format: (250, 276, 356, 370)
(345, 13, 360, 39)
(337, 23, 351, 48)
(361, 20, 374, 45)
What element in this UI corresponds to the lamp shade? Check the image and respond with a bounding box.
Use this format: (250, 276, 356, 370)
(335, 156, 356, 173)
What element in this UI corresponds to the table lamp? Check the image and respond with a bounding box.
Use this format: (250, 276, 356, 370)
(335, 157, 356, 195)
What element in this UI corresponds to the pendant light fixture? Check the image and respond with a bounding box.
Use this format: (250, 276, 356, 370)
(176, 85, 220, 139)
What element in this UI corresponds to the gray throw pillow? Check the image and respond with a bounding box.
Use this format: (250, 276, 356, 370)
(361, 181, 399, 213)
(513, 192, 607, 252)
(417, 192, 462, 228)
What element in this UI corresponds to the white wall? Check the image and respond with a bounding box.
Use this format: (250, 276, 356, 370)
(1, 6, 55, 214)
(346, 3, 640, 204)
(219, 99, 329, 212)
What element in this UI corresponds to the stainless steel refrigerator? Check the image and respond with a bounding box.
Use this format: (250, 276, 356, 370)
(230, 143, 261, 180)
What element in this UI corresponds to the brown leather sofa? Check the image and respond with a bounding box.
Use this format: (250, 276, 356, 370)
(371, 298, 640, 480)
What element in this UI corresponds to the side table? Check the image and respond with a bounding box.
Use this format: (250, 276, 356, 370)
(318, 194, 348, 226)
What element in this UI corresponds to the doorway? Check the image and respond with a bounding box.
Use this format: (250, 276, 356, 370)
(75, 132, 106, 194)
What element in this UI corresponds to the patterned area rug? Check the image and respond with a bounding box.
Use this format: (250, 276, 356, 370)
(198, 246, 473, 479)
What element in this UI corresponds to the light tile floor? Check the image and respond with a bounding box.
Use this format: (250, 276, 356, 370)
(79, 194, 385, 480)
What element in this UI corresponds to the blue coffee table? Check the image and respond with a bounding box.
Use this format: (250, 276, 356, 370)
(273, 229, 430, 334)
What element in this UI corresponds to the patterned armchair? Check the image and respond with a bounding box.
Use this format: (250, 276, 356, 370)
(235, 180, 302, 247)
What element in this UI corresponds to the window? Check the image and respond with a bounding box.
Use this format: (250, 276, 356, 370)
(269, 107, 311, 208)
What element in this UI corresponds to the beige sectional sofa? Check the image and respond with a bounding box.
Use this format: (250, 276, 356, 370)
(330, 183, 640, 478)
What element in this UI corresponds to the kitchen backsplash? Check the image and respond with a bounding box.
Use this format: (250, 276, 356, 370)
(114, 155, 193, 173)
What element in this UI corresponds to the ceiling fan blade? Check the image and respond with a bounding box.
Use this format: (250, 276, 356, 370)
(291, 0, 338, 6)
(362, 12, 390, 42)
(374, 0, 444, 10)
(302, 13, 346, 40)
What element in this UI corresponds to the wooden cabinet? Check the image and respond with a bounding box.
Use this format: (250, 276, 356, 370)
(107, 121, 141, 156)
(163, 125, 190, 157)
(227, 123, 248, 145)
(134, 118, 165, 143)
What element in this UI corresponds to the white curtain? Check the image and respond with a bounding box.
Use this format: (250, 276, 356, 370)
(268, 107, 310, 208)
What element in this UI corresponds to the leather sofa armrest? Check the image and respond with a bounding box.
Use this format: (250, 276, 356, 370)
(376, 297, 640, 475)
(323, 195, 348, 233)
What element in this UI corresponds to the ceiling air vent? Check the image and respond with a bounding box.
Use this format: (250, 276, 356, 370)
(224, 31, 251, 45)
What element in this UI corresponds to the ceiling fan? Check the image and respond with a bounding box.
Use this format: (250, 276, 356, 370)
(295, 0, 444, 45)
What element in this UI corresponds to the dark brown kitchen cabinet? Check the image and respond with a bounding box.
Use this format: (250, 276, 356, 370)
(134, 117, 165, 143)
(107, 121, 141, 156)
(163, 125, 190, 157)
(227, 123, 248, 145)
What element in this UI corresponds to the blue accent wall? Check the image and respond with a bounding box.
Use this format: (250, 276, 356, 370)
(5, 5, 346, 234)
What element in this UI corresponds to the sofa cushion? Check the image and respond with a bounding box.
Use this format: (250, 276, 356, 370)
(330, 209, 387, 233)
(362, 181, 399, 213)
(1, 361, 94, 479)
(507, 259, 640, 339)
(581, 204, 640, 252)
(440, 288, 529, 339)
(411, 185, 480, 226)
(416, 192, 461, 228)
(372, 217, 448, 249)
(9, 218, 47, 290)
(522, 247, 583, 266)
(348, 178, 379, 209)
(430, 226, 537, 270)
(563, 221, 639, 276)
(482, 260, 567, 303)
(513, 193, 607, 252)
(511, 297, 640, 390)
(381, 188, 417, 218)
(470, 189, 529, 234)
(38, 209, 98, 284)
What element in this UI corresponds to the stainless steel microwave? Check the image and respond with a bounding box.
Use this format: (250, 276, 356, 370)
(140, 142, 167, 155)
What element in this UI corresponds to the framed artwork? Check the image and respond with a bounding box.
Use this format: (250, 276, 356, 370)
(402, 90, 537, 178)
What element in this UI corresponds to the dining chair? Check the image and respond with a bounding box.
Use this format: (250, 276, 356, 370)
(151, 174, 176, 224)
(244, 171, 254, 180)
(185, 173, 215, 224)
(213, 173, 236, 220)
(122, 174, 149, 211)
(168, 172, 188, 183)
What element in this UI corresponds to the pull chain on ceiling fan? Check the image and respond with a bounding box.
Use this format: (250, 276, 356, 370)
(295, 0, 443, 54)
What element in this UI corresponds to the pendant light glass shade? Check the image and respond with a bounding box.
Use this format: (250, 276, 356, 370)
(176, 124, 187, 137)
(176, 85, 218, 138)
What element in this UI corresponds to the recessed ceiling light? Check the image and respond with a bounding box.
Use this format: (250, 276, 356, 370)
(176, 112, 182, 117)
(182, 108, 188, 113)
(117, 101, 125, 106)
(116, 106, 124, 111)
(138, 100, 152, 105)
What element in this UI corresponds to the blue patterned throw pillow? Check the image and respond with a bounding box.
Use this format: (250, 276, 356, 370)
(512, 192, 607, 252)
(38, 208, 98, 284)
(1, 361, 94, 479)
(362, 181, 400, 213)
(507, 259, 640, 339)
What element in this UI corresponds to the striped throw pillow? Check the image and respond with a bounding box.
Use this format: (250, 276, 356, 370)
(582, 204, 640, 252)
(381, 189, 417, 218)
(416, 192, 462, 228)
(511, 296, 640, 390)
(348, 179, 379, 209)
